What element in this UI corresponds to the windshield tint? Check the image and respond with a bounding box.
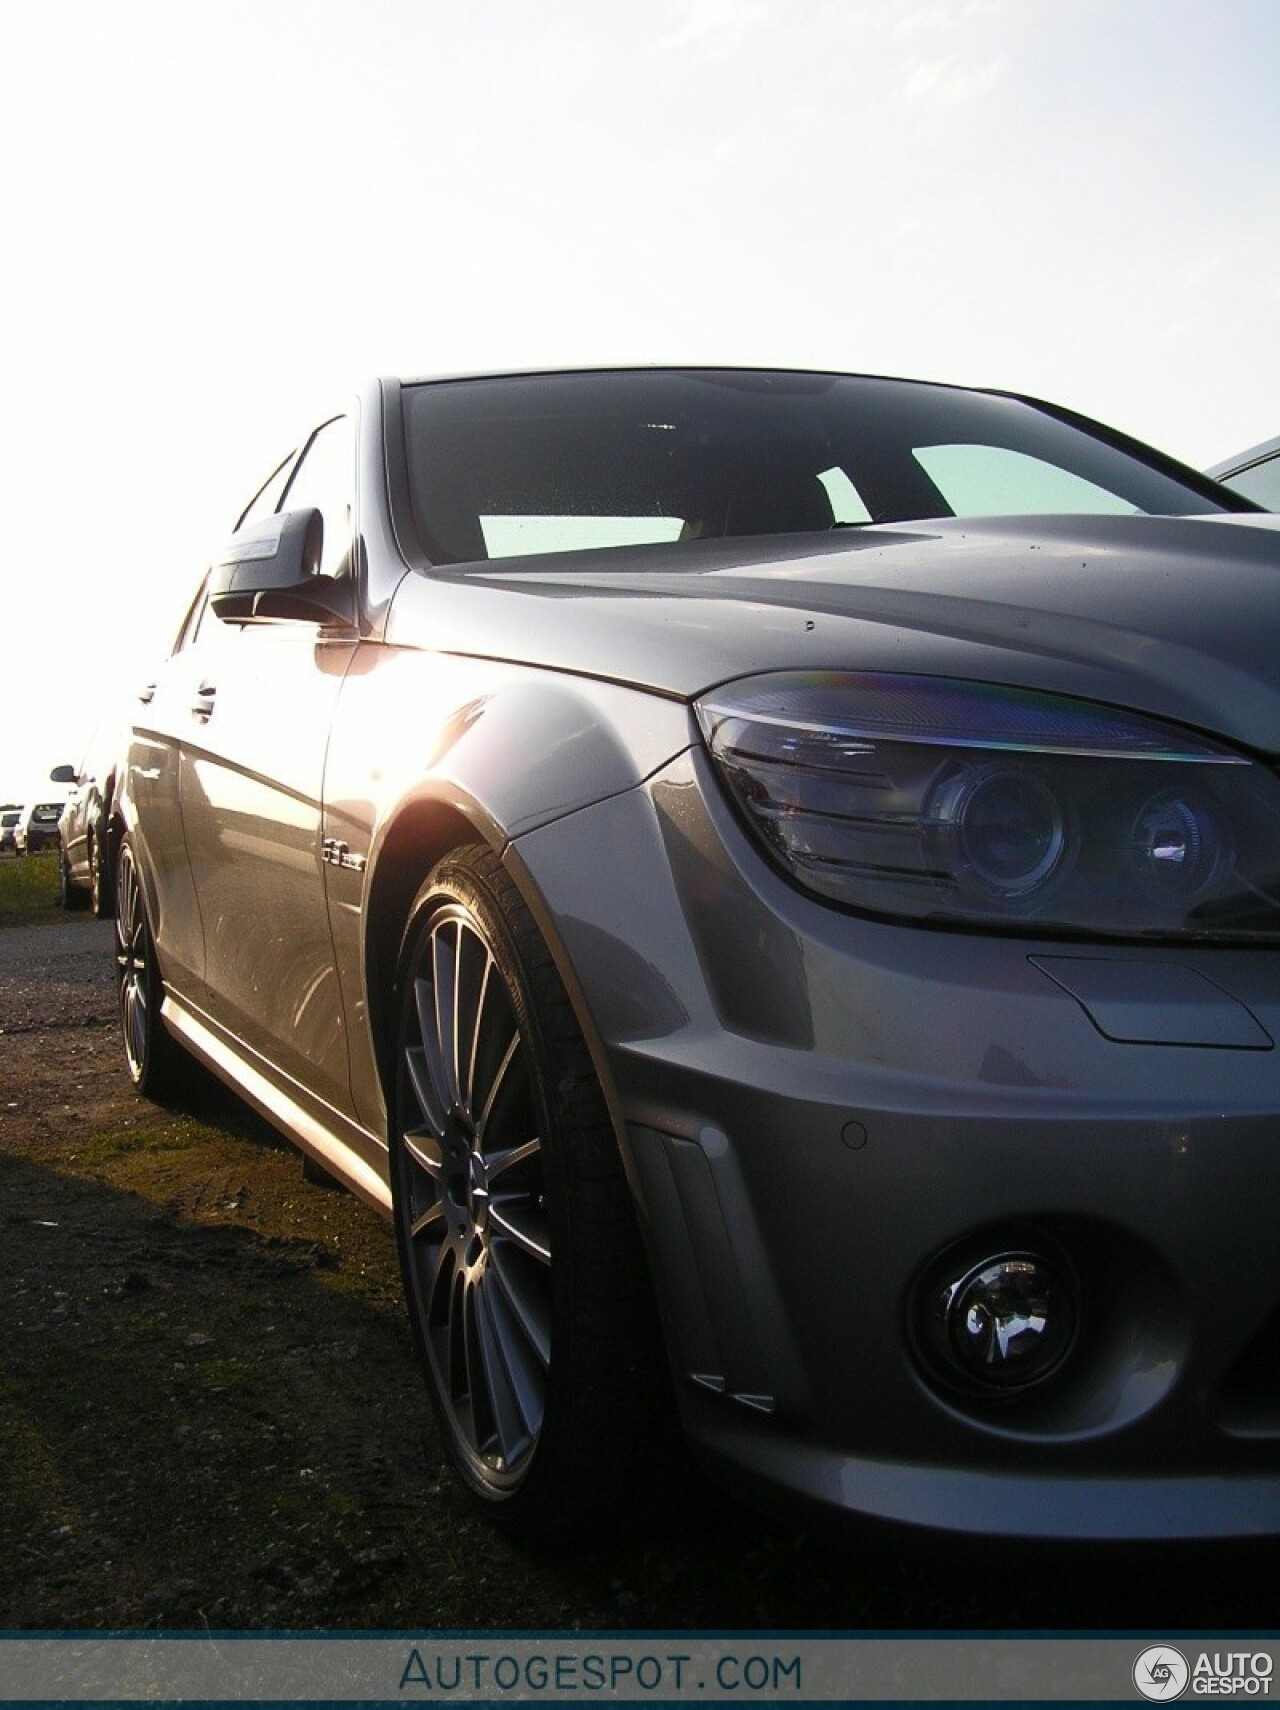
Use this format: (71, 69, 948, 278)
(401, 370, 1232, 567)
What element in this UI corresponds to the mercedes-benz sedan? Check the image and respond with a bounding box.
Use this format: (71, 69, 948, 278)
(113, 368, 1280, 1541)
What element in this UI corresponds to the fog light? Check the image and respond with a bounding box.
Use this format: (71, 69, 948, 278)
(930, 1252, 1076, 1392)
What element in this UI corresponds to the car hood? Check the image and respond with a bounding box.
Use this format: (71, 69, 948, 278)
(387, 513, 1280, 755)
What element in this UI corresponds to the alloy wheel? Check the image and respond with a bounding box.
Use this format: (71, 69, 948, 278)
(115, 843, 151, 1084)
(396, 902, 551, 1489)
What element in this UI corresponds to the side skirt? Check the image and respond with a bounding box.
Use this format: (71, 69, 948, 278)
(160, 992, 393, 1218)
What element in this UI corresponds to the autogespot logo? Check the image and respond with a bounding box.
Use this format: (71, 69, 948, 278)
(1135, 1647, 1190, 1701)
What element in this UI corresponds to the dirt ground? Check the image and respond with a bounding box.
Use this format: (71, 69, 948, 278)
(3, 908, 1279, 1633)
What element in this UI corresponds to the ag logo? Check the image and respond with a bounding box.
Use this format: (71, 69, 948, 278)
(1134, 1646, 1190, 1701)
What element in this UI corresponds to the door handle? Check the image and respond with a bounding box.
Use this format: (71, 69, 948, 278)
(191, 683, 217, 721)
(138, 682, 156, 704)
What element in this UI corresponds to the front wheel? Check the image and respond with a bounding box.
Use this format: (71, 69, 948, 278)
(391, 844, 663, 1539)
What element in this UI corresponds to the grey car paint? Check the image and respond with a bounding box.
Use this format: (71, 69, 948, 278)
(1209, 433, 1280, 509)
(116, 370, 1280, 1541)
(383, 512, 1280, 750)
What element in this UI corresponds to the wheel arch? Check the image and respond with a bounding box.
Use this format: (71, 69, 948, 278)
(92, 771, 120, 916)
(498, 834, 640, 1177)
(363, 789, 636, 1190)
(103, 792, 133, 921)
(363, 796, 486, 1098)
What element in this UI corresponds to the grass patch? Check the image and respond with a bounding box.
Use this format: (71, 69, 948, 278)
(77, 1123, 210, 1163)
(0, 852, 62, 924)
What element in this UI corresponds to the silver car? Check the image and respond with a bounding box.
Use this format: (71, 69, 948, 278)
(1209, 434, 1280, 509)
(55, 724, 121, 915)
(113, 368, 1280, 1542)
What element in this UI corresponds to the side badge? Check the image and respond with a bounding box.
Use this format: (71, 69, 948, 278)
(321, 837, 367, 873)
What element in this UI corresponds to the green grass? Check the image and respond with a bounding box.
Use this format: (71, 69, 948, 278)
(0, 851, 62, 923)
(76, 1122, 209, 1163)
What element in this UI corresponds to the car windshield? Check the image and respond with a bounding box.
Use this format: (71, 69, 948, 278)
(400, 369, 1235, 567)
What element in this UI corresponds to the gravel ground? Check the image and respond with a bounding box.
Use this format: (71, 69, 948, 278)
(0, 917, 117, 1023)
(3, 912, 1279, 1632)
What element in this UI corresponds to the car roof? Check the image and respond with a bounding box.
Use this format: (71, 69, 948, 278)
(386, 363, 1010, 396)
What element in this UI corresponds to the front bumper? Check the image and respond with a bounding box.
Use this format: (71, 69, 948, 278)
(511, 749, 1280, 1540)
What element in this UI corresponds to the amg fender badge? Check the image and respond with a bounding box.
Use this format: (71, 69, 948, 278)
(321, 837, 367, 873)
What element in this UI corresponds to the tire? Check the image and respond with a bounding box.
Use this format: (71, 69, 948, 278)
(114, 837, 186, 1098)
(58, 845, 89, 911)
(390, 844, 663, 1539)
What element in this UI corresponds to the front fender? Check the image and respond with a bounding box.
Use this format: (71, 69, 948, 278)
(320, 642, 691, 1134)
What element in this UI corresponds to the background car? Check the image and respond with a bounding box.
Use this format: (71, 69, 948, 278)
(1208, 433, 1280, 508)
(111, 367, 1280, 1545)
(56, 726, 121, 914)
(15, 790, 71, 856)
(0, 808, 21, 854)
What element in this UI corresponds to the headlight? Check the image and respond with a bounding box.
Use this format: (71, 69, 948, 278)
(695, 672, 1280, 939)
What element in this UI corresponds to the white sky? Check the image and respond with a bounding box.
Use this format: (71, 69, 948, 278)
(1, 0, 1276, 801)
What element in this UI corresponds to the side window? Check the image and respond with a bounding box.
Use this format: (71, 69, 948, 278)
(173, 576, 208, 652)
(278, 416, 357, 578)
(236, 452, 298, 531)
(172, 572, 234, 654)
(174, 573, 245, 656)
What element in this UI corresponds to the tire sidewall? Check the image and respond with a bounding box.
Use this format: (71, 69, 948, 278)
(116, 838, 164, 1091)
(389, 853, 595, 1522)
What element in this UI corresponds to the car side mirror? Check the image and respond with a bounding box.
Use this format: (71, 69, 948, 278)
(49, 764, 76, 784)
(208, 508, 355, 626)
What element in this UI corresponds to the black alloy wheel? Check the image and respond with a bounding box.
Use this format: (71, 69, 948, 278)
(114, 838, 184, 1097)
(391, 844, 662, 1537)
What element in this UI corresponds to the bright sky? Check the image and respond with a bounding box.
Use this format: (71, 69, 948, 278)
(1, 0, 1276, 802)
